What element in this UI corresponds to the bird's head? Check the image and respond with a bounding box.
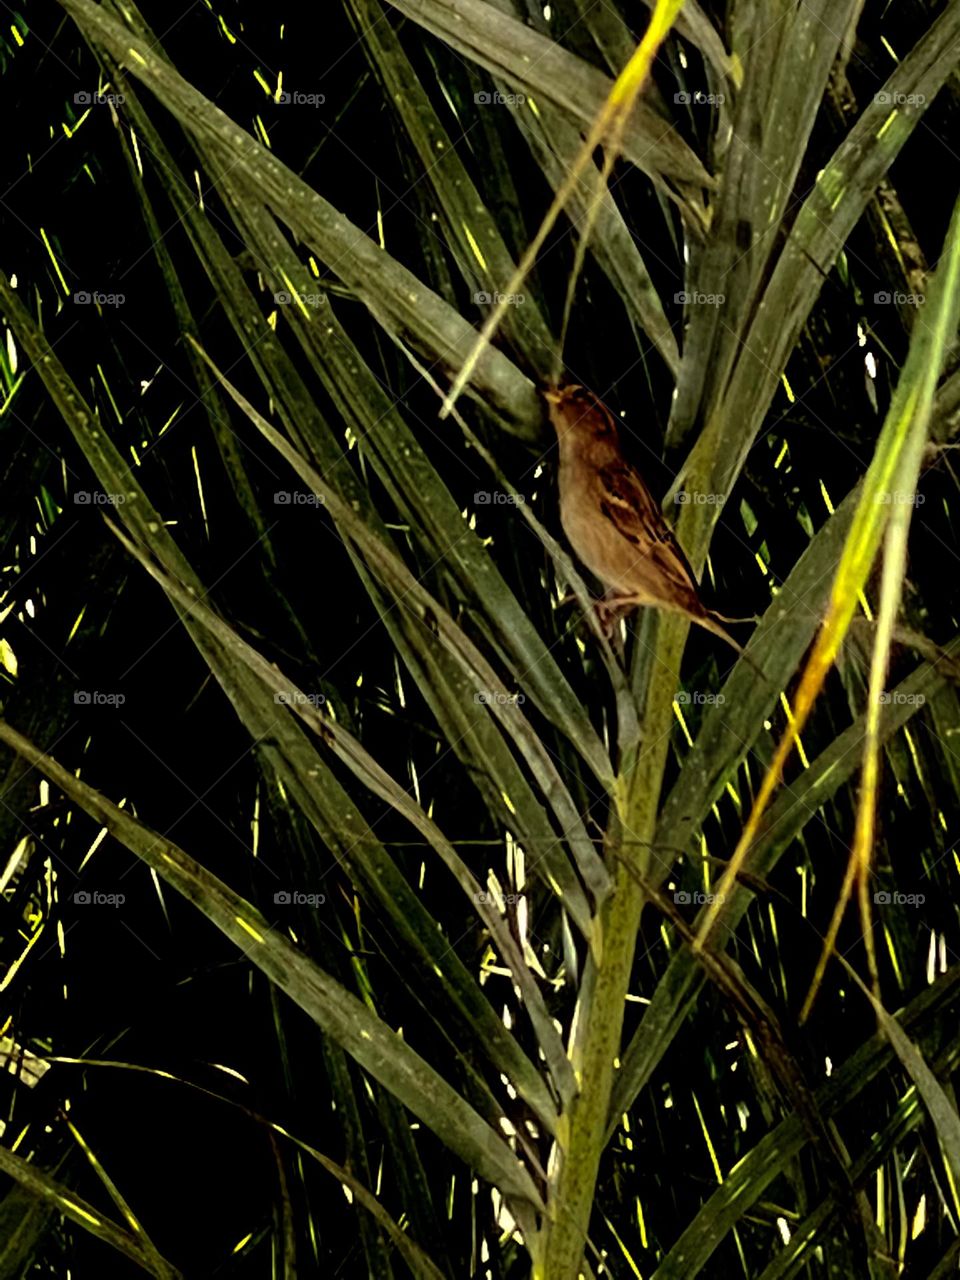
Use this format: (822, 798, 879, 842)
(544, 384, 619, 456)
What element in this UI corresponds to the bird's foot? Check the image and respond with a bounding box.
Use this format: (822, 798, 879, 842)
(594, 596, 636, 653)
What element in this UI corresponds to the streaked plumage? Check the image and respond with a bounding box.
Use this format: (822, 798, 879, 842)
(545, 383, 743, 653)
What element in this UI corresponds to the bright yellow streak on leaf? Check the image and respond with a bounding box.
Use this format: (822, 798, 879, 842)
(779, 692, 809, 768)
(462, 222, 488, 272)
(671, 700, 694, 747)
(63, 1199, 102, 1226)
(696, 194, 960, 1021)
(0, 640, 18, 676)
(66, 1118, 148, 1234)
(692, 1092, 722, 1183)
(236, 917, 265, 943)
(603, 1211, 643, 1278)
(39, 228, 69, 295)
(441, 0, 685, 417)
(0, 923, 43, 991)
(911, 1195, 926, 1240)
(878, 204, 906, 269)
(129, 127, 143, 179)
(97, 364, 123, 424)
(192, 445, 209, 540)
(882, 923, 902, 986)
(636, 1196, 649, 1248)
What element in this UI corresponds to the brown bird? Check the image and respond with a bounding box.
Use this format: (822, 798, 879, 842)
(545, 383, 746, 655)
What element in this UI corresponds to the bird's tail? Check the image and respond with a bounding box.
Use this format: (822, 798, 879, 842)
(695, 611, 744, 655)
(698, 610, 769, 679)
(596, 592, 765, 675)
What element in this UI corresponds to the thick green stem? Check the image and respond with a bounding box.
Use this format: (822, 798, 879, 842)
(538, 619, 687, 1279)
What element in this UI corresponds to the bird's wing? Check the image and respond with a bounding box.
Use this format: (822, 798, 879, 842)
(597, 459, 700, 597)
